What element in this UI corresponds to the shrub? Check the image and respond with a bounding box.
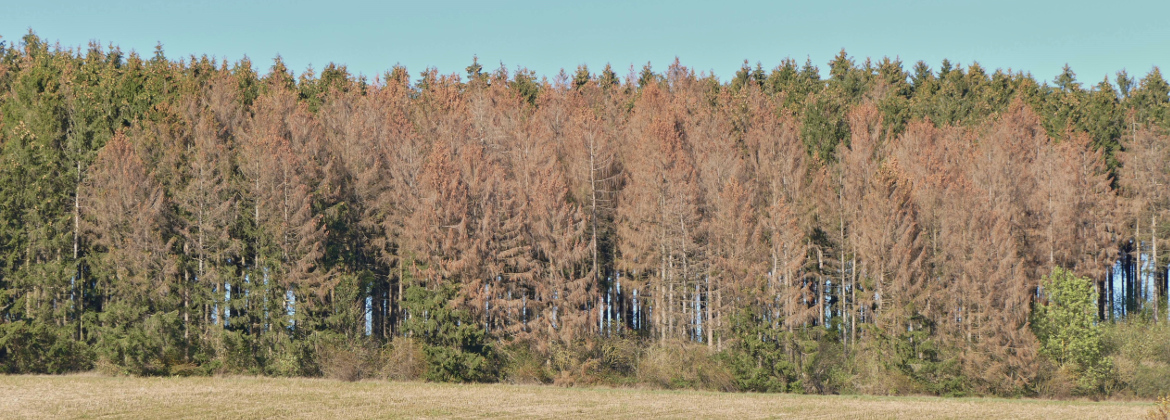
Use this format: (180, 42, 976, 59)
(316, 337, 377, 382)
(534, 336, 641, 386)
(637, 340, 734, 391)
(1147, 395, 1170, 420)
(1103, 321, 1170, 398)
(499, 340, 552, 385)
(0, 320, 92, 374)
(402, 285, 497, 382)
(379, 337, 427, 381)
(723, 308, 801, 393)
(93, 304, 185, 375)
(1032, 267, 1112, 394)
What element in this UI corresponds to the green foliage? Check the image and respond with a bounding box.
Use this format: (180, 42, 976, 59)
(1147, 395, 1170, 420)
(1132, 68, 1170, 127)
(402, 285, 496, 382)
(0, 320, 91, 373)
(93, 304, 186, 375)
(572, 65, 591, 90)
(637, 62, 658, 88)
(1, 30, 1169, 401)
(510, 68, 541, 106)
(882, 318, 966, 396)
(1032, 267, 1112, 393)
(598, 64, 619, 91)
(1102, 321, 1170, 398)
(801, 92, 849, 162)
(723, 308, 801, 392)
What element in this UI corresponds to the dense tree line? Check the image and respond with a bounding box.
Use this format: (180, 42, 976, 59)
(2, 32, 1170, 396)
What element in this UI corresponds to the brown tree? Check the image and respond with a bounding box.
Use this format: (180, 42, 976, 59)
(84, 133, 176, 307)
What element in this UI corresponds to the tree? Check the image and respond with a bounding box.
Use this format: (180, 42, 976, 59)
(1033, 267, 1111, 392)
(239, 87, 326, 331)
(83, 133, 179, 372)
(616, 83, 701, 341)
(402, 285, 496, 382)
(174, 75, 241, 337)
(0, 33, 76, 333)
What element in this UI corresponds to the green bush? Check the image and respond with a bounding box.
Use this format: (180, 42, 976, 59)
(93, 304, 185, 375)
(1103, 321, 1170, 398)
(0, 320, 91, 373)
(538, 336, 642, 386)
(723, 308, 801, 393)
(402, 285, 496, 382)
(264, 335, 317, 377)
(1032, 266, 1112, 394)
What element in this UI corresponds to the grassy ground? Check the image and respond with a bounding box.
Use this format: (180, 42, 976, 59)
(0, 374, 1152, 419)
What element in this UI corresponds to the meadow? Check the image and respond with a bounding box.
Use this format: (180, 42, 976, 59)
(0, 374, 1152, 419)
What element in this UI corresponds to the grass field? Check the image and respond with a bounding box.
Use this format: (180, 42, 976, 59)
(0, 374, 1153, 419)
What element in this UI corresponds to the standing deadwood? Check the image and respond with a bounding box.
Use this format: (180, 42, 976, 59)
(893, 115, 1044, 393)
(401, 71, 479, 307)
(745, 96, 813, 227)
(746, 90, 811, 336)
(402, 139, 473, 294)
(973, 100, 1044, 285)
(466, 76, 542, 336)
(853, 160, 925, 337)
(838, 103, 882, 345)
(319, 81, 428, 338)
(175, 75, 242, 334)
(708, 178, 760, 349)
(686, 84, 741, 347)
(560, 99, 621, 337)
(497, 88, 593, 343)
(959, 195, 1039, 393)
(240, 87, 327, 329)
(374, 70, 430, 335)
(950, 101, 1048, 393)
(616, 83, 701, 341)
(83, 133, 177, 307)
(1119, 127, 1169, 318)
(458, 130, 509, 330)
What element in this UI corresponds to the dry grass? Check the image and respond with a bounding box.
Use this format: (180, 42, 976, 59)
(0, 374, 1151, 419)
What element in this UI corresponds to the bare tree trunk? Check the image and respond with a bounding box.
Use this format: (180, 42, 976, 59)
(398, 260, 405, 336)
(589, 136, 601, 300)
(74, 160, 82, 340)
(771, 249, 778, 330)
(184, 270, 190, 340)
(706, 274, 713, 348)
(817, 248, 825, 326)
(668, 253, 675, 340)
(840, 216, 847, 347)
(1138, 217, 1144, 314)
(716, 286, 723, 351)
(851, 257, 857, 348)
(658, 196, 668, 342)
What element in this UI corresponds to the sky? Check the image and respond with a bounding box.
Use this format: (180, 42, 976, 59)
(3, 0, 1169, 86)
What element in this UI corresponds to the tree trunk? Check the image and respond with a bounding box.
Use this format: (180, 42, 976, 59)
(851, 257, 857, 348)
(74, 160, 82, 340)
(817, 248, 825, 326)
(706, 275, 713, 348)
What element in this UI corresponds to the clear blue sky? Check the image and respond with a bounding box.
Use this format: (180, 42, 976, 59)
(3, 0, 1168, 86)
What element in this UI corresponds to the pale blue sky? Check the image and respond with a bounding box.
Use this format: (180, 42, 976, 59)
(3, 0, 1168, 86)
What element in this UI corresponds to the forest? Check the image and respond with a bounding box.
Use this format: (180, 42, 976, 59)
(1, 31, 1169, 398)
